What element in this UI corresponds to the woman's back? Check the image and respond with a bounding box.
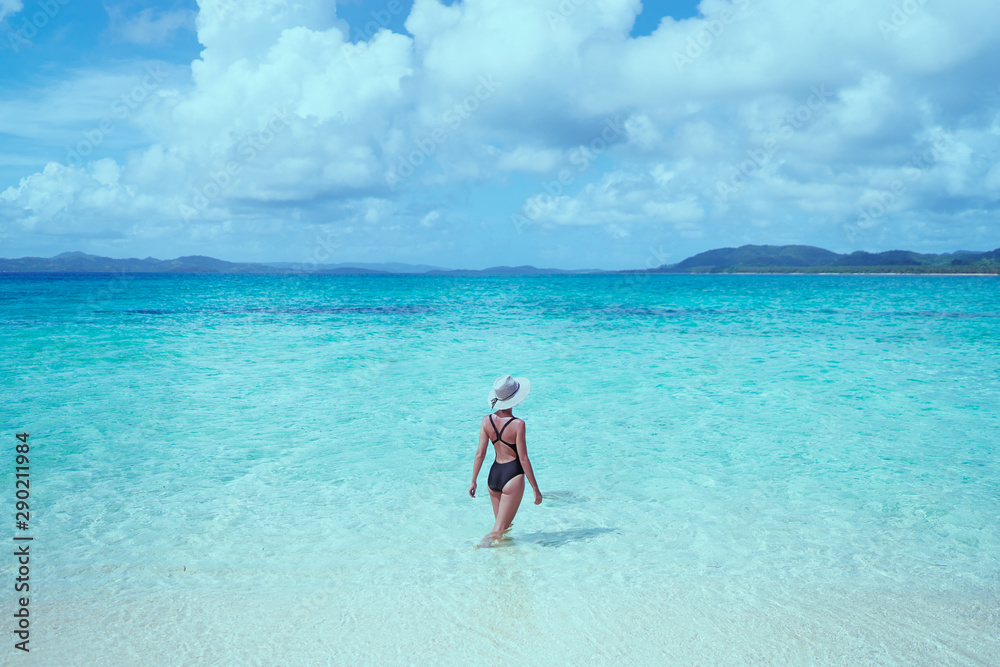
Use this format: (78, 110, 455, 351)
(487, 413, 520, 463)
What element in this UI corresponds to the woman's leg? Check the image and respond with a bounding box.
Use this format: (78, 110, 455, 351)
(491, 475, 525, 537)
(489, 487, 501, 520)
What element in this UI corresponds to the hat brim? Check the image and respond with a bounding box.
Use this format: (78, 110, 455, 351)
(488, 377, 530, 410)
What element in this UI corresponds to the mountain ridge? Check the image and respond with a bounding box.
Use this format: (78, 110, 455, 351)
(644, 244, 1000, 273)
(1, 245, 998, 274)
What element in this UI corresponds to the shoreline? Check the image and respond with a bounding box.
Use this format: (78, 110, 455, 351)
(1, 270, 998, 277)
(620, 270, 999, 276)
(660, 272, 998, 276)
(31, 578, 1000, 665)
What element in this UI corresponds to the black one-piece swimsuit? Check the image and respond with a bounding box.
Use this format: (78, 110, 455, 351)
(487, 415, 524, 492)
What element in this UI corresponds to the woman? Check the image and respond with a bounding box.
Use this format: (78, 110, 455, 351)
(469, 374, 542, 544)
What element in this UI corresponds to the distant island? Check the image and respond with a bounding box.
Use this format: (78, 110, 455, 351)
(636, 245, 1000, 274)
(0, 246, 998, 274)
(0, 251, 604, 275)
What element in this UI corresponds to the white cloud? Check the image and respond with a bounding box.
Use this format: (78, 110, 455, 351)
(0, 63, 188, 147)
(623, 114, 663, 151)
(496, 146, 564, 173)
(420, 209, 441, 228)
(2, 0, 1000, 263)
(107, 6, 196, 45)
(519, 167, 705, 228)
(984, 163, 1000, 195)
(1, 159, 161, 237)
(0, 0, 22, 22)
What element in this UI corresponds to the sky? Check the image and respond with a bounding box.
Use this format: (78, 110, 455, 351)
(0, 0, 998, 270)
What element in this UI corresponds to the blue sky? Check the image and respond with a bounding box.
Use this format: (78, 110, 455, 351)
(1, 0, 997, 269)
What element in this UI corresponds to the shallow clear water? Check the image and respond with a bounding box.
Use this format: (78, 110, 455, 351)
(2, 273, 999, 664)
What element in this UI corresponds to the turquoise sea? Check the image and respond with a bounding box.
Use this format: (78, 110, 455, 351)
(3, 273, 999, 664)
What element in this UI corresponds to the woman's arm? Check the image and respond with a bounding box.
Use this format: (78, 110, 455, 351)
(514, 420, 542, 504)
(469, 419, 489, 498)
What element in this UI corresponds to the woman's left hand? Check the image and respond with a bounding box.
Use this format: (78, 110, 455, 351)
(468, 482, 477, 498)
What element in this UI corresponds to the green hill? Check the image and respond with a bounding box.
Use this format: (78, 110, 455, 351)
(659, 245, 1000, 274)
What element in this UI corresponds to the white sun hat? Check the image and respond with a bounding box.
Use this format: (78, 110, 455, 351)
(488, 374, 530, 411)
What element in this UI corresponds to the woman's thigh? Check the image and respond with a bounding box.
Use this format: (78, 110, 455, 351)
(489, 488, 501, 518)
(502, 473, 525, 497)
(496, 475, 525, 527)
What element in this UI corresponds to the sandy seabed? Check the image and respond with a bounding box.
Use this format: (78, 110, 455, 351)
(23, 578, 1000, 666)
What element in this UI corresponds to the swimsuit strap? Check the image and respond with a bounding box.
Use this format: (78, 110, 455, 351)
(490, 415, 518, 447)
(497, 417, 517, 443)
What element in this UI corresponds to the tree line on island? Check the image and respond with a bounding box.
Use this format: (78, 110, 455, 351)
(1, 245, 998, 274)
